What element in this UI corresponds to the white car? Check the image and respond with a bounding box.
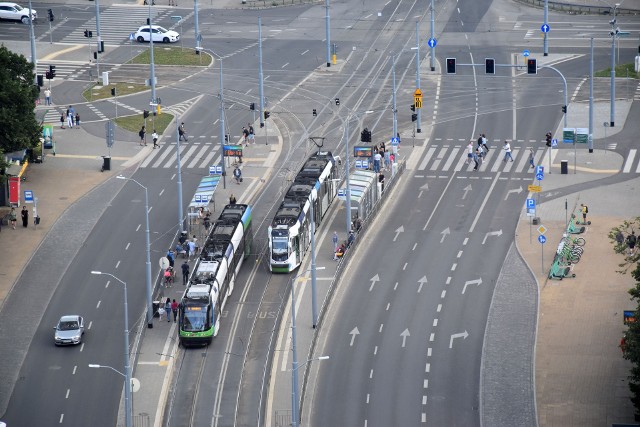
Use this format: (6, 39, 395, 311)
(0, 2, 37, 24)
(135, 25, 179, 44)
(54, 315, 85, 346)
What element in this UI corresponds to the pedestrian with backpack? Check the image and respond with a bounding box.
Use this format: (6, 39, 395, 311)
(178, 122, 188, 141)
(233, 166, 242, 184)
(139, 126, 146, 146)
(580, 203, 589, 224)
(627, 231, 637, 256)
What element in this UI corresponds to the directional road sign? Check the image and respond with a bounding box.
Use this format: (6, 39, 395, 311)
(541, 24, 550, 33)
(427, 38, 437, 48)
(528, 184, 542, 193)
(523, 49, 530, 57)
(538, 235, 547, 244)
(414, 88, 423, 109)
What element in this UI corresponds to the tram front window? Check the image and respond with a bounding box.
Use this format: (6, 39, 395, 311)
(182, 305, 209, 332)
(272, 237, 289, 260)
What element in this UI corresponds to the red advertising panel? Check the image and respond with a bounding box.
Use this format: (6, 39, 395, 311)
(9, 176, 20, 206)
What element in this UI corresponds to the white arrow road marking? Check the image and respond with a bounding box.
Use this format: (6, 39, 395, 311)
(482, 229, 503, 244)
(417, 276, 428, 293)
(504, 186, 523, 200)
(462, 277, 482, 294)
(449, 330, 469, 348)
(393, 226, 404, 242)
(418, 183, 429, 198)
(462, 184, 472, 200)
(440, 227, 450, 243)
(369, 274, 380, 291)
(401, 329, 410, 348)
(349, 327, 360, 346)
(544, 191, 559, 198)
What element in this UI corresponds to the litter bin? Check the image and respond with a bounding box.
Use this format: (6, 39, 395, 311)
(152, 301, 160, 318)
(102, 156, 111, 171)
(561, 160, 568, 175)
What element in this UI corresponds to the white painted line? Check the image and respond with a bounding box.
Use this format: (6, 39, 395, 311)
(418, 146, 436, 170)
(425, 363, 430, 373)
(441, 290, 446, 298)
(457, 250, 463, 258)
(433, 319, 438, 327)
(60, 414, 64, 424)
(66, 389, 70, 399)
(427, 348, 432, 357)
(422, 413, 427, 422)
(623, 149, 637, 173)
(367, 394, 370, 403)
(463, 237, 468, 245)
(125, 242, 130, 250)
(73, 366, 77, 375)
(96, 300, 101, 309)
(442, 147, 462, 171)
(430, 147, 449, 171)
(370, 369, 374, 379)
(136, 224, 141, 232)
(386, 303, 390, 310)
(187, 145, 210, 169)
(469, 172, 501, 233)
(437, 304, 442, 312)
(424, 379, 429, 388)
(379, 324, 383, 332)
(88, 321, 92, 330)
(429, 333, 435, 341)
(115, 260, 120, 269)
(374, 346, 378, 355)
(446, 277, 451, 285)
(451, 263, 457, 271)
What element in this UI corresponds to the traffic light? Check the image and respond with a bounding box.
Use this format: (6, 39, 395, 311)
(98, 41, 105, 53)
(93, 52, 98, 60)
(264, 110, 270, 120)
(545, 132, 552, 147)
(45, 71, 51, 80)
(335, 98, 340, 106)
(146, 18, 150, 25)
(412, 113, 417, 122)
(360, 128, 371, 142)
(224, 134, 229, 142)
(410, 103, 415, 112)
(485, 58, 495, 74)
(37, 74, 44, 87)
(527, 58, 537, 74)
(561, 105, 567, 113)
(143, 110, 149, 119)
(84, 29, 93, 38)
(49, 65, 56, 78)
(312, 108, 317, 117)
(249, 102, 255, 110)
(111, 87, 116, 96)
(446, 58, 456, 74)
(47, 8, 54, 22)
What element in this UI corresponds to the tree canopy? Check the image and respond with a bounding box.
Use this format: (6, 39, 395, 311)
(0, 45, 41, 157)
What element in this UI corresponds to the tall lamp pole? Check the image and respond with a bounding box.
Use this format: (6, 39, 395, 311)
(609, 3, 619, 127)
(90, 271, 132, 427)
(27, 0, 36, 84)
(176, 118, 184, 233)
(116, 176, 153, 328)
(148, 1, 157, 108)
(325, 0, 331, 67)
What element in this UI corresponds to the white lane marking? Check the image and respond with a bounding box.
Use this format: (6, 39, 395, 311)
(66, 389, 70, 399)
(370, 369, 374, 379)
(60, 414, 64, 424)
(115, 260, 120, 269)
(446, 277, 451, 285)
(96, 300, 101, 309)
(403, 263, 408, 270)
(425, 363, 430, 373)
(457, 250, 463, 258)
(386, 303, 390, 311)
(437, 304, 442, 312)
(281, 62, 289, 68)
(429, 333, 435, 341)
(463, 237, 469, 245)
(469, 172, 501, 233)
(73, 366, 77, 375)
(451, 263, 457, 271)
(136, 224, 141, 232)
(433, 319, 438, 327)
(367, 393, 370, 403)
(125, 242, 130, 250)
(301, 49, 309, 55)
(374, 346, 378, 355)
(105, 280, 110, 289)
(88, 321, 92, 330)
(428, 348, 432, 357)
(441, 290, 446, 298)
(623, 149, 636, 173)
(424, 379, 429, 388)
(379, 324, 383, 333)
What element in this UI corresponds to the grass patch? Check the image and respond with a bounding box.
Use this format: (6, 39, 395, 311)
(595, 63, 639, 79)
(83, 82, 149, 102)
(127, 46, 212, 66)
(114, 112, 175, 135)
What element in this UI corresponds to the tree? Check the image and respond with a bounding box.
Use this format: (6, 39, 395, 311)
(0, 45, 41, 156)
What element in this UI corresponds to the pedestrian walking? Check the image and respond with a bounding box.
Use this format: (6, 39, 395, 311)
(373, 151, 382, 173)
(67, 106, 75, 128)
(248, 123, 255, 143)
(332, 231, 339, 252)
(466, 142, 474, 165)
(616, 230, 625, 246)
(181, 260, 190, 285)
(472, 148, 480, 171)
(378, 173, 385, 192)
(503, 141, 514, 162)
(242, 126, 249, 145)
(184, 239, 191, 258)
(44, 88, 51, 105)
(192, 235, 199, 255)
(166, 249, 175, 268)
(60, 112, 66, 129)
(627, 231, 636, 255)
(165, 298, 172, 322)
(347, 230, 355, 248)
(475, 147, 484, 170)
(203, 213, 211, 231)
(9, 207, 17, 229)
(178, 122, 188, 141)
(481, 133, 490, 152)
(139, 126, 146, 146)
(171, 299, 179, 322)
(528, 148, 535, 168)
(188, 239, 196, 258)
(152, 130, 159, 148)
(229, 194, 237, 205)
(233, 166, 242, 184)
(21, 206, 29, 228)
(75, 113, 80, 128)
(580, 203, 589, 223)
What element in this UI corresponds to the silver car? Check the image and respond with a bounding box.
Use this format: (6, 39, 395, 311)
(54, 315, 84, 346)
(0, 2, 37, 24)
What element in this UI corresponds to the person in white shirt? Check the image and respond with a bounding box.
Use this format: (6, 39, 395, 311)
(503, 141, 514, 162)
(466, 142, 474, 164)
(152, 130, 159, 149)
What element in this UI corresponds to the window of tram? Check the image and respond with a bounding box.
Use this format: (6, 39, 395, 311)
(272, 237, 289, 261)
(183, 305, 208, 332)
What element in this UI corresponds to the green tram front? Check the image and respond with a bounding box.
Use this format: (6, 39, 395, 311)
(179, 267, 219, 346)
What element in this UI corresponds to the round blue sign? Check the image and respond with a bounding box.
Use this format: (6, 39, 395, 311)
(428, 38, 437, 48)
(523, 49, 530, 57)
(538, 235, 547, 244)
(536, 173, 544, 181)
(541, 24, 550, 33)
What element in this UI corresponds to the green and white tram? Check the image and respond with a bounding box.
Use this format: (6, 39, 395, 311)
(179, 203, 252, 346)
(268, 151, 339, 273)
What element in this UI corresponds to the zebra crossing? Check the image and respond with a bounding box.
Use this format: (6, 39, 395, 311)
(61, 5, 175, 46)
(139, 141, 221, 169)
(36, 62, 92, 81)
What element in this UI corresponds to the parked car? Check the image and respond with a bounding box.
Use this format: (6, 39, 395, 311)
(54, 315, 84, 345)
(134, 25, 179, 43)
(0, 2, 37, 24)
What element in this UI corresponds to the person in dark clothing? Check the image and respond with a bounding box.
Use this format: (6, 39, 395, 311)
(229, 194, 237, 205)
(181, 261, 189, 285)
(627, 231, 637, 255)
(21, 206, 29, 228)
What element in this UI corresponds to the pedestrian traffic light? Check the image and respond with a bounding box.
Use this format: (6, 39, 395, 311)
(312, 108, 317, 117)
(545, 132, 552, 147)
(143, 110, 149, 118)
(446, 58, 456, 74)
(49, 65, 56, 78)
(410, 103, 415, 112)
(527, 58, 537, 74)
(485, 58, 495, 74)
(84, 29, 92, 38)
(146, 18, 150, 25)
(37, 74, 44, 87)
(98, 41, 105, 53)
(264, 110, 270, 120)
(225, 134, 229, 142)
(360, 130, 367, 142)
(45, 71, 51, 80)
(335, 98, 340, 106)
(93, 51, 98, 60)
(249, 102, 255, 110)
(47, 8, 54, 22)
(111, 87, 116, 96)
(561, 105, 567, 113)
(412, 113, 417, 122)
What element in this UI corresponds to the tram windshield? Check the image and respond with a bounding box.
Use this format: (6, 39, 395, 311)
(182, 304, 210, 332)
(272, 237, 289, 255)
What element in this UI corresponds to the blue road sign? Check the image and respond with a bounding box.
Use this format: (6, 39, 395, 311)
(551, 138, 558, 147)
(538, 235, 547, 244)
(541, 24, 550, 33)
(129, 33, 135, 41)
(391, 137, 400, 146)
(526, 198, 535, 209)
(427, 38, 437, 48)
(536, 165, 544, 175)
(523, 49, 530, 57)
(24, 190, 33, 203)
(536, 173, 544, 181)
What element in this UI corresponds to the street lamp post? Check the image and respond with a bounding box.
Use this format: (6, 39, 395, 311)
(116, 176, 153, 328)
(89, 271, 132, 427)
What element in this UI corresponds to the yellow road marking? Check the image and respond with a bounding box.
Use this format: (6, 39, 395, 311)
(41, 44, 86, 61)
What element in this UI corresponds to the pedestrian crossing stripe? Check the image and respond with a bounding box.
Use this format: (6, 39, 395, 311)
(140, 143, 220, 169)
(163, 95, 204, 117)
